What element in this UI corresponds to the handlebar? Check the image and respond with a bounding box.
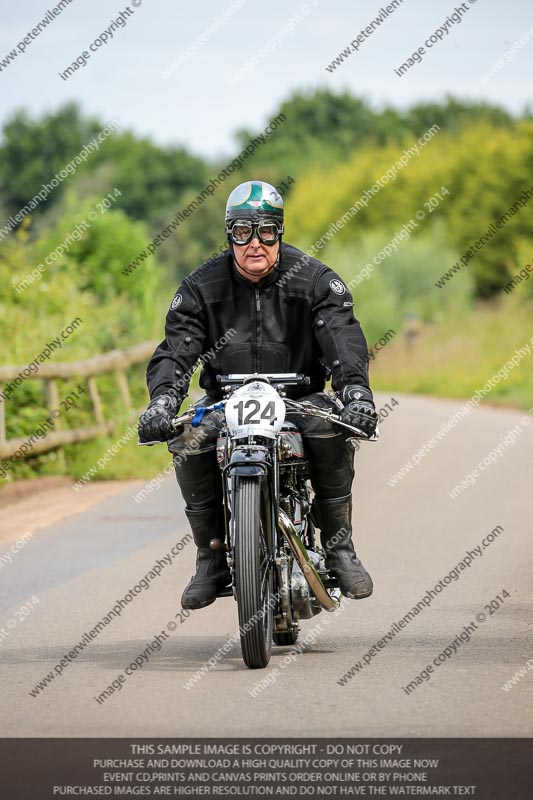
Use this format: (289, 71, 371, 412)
(168, 397, 377, 441)
(283, 398, 378, 441)
(216, 372, 310, 388)
(139, 374, 379, 445)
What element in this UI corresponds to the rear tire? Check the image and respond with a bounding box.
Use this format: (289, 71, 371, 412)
(234, 476, 273, 668)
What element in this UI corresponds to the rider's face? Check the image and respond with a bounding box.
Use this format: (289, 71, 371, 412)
(233, 237, 280, 283)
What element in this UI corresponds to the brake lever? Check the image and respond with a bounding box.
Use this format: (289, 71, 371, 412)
(284, 400, 379, 441)
(191, 407, 207, 427)
(138, 399, 224, 447)
(174, 400, 226, 429)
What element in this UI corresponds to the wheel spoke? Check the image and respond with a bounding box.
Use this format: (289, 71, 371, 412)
(260, 560, 270, 597)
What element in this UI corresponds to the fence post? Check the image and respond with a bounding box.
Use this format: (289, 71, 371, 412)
(44, 379, 60, 424)
(44, 378, 66, 469)
(87, 377, 105, 428)
(115, 370, 132, 412)
(0, 384, 5, 444)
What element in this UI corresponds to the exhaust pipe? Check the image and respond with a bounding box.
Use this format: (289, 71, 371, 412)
(278, 509, 339, 612)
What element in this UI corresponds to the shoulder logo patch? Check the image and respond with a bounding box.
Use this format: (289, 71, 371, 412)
(329, 279, 346, 296)
(170, 293, 182, 311)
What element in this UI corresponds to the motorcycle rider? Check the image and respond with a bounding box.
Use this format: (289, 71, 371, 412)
(138, 180, 378, 610)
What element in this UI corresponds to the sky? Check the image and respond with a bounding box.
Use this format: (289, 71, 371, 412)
(1, 0, 532, 160)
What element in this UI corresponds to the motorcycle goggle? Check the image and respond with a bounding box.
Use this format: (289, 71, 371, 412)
(226, 219, 283, 246)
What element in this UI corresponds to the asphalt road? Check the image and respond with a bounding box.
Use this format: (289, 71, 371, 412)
(0, 393, 531, 737)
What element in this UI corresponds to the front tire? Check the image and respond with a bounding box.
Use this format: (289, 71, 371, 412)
(234, 476, 273, 669)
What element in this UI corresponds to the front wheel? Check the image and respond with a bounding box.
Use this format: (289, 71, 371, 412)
(234, 476, 273, 668)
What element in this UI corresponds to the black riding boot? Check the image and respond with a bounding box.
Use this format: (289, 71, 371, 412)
(314, 495, 373, 599)
(181, 506, 231, 610)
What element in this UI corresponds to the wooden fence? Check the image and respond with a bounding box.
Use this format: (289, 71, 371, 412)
(0, 342, 156, 461)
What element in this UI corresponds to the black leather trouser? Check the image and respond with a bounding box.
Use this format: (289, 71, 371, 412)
(168, 393, 355, 512)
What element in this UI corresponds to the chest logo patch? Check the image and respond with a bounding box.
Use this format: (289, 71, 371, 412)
(329, 279, 346, 296)
(170, 293, 182, 311)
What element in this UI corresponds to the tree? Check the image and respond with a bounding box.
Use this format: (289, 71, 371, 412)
(98, 132, 208, 223)
(0, 103, 208, 231)
(0, 104, 102, 217)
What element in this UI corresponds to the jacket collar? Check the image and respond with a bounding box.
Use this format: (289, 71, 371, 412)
(229, 249, 282, 290)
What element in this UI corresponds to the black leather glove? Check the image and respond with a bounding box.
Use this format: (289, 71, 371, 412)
(340, 385, 378, 437)
(138, 393, 180, 443)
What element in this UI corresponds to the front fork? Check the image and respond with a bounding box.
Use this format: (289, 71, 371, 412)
(219, 443, 299, 633)
(221, 444, 277, 601)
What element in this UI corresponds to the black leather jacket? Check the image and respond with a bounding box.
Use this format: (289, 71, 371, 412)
(146, 242, 371, 402)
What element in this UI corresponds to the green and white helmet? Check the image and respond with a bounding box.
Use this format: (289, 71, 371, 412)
(225, 180, 284, 227)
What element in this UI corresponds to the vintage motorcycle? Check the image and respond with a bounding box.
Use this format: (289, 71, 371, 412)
(152, 373, 377, 669)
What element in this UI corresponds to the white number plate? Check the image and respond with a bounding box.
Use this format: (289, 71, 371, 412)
(225, 381, 286, 439)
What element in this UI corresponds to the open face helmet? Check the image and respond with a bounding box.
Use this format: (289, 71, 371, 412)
(225, 180, 284, 246)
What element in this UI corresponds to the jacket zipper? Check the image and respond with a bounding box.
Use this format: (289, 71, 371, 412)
(254, 289, 261, 372)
